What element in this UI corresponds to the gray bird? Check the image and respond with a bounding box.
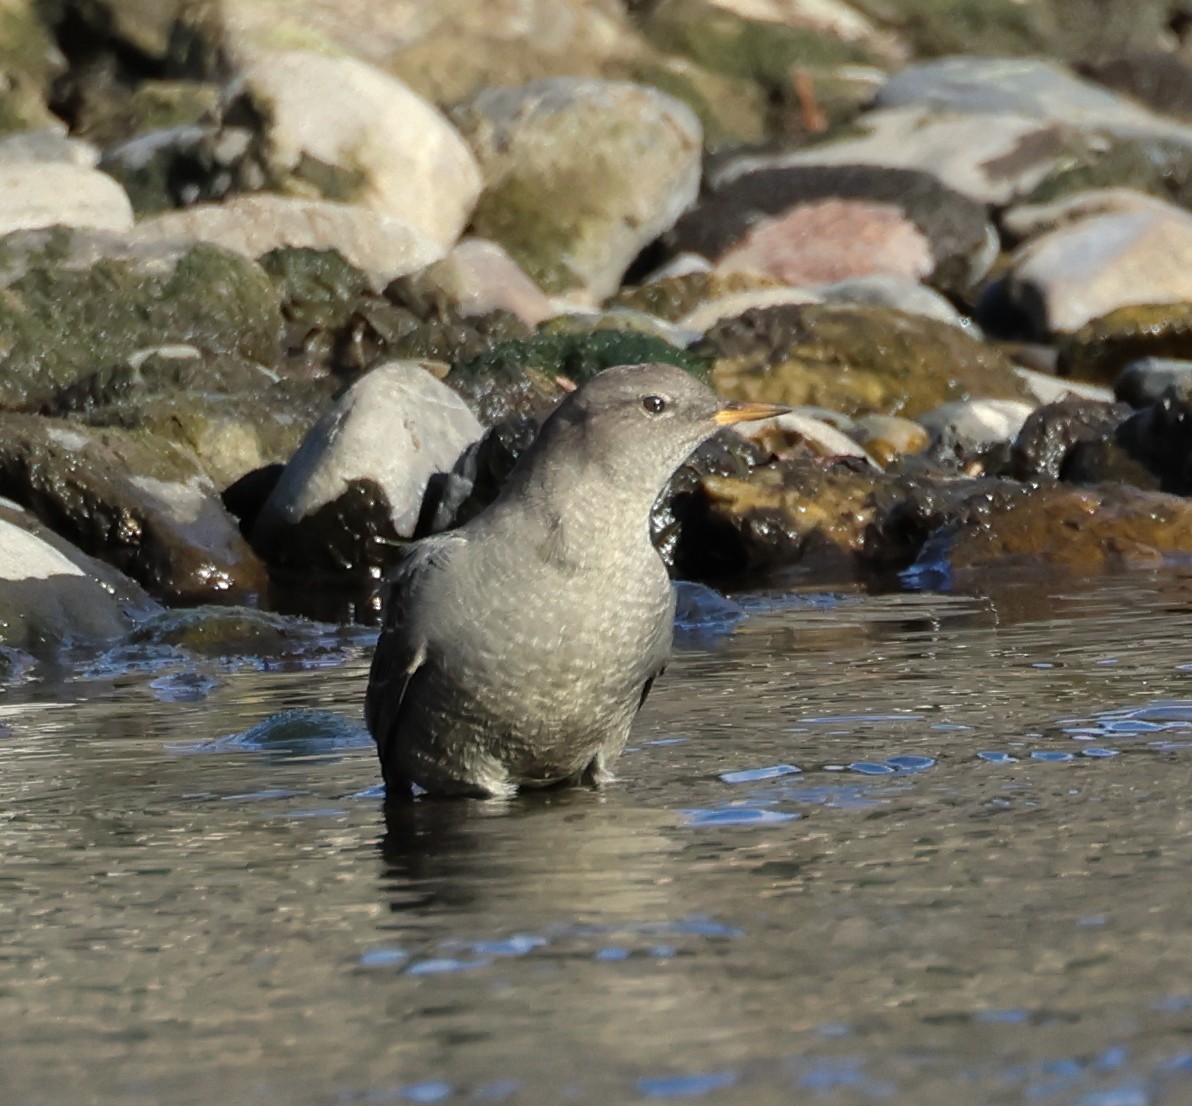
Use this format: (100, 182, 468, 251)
(365, 362, 785, 799)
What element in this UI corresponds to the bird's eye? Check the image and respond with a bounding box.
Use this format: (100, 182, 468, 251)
(641, 394, 668, 415)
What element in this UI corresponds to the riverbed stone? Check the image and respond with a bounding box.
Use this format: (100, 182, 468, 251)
(0, 162, 133, 235)
(0, 498, 158, 650)
(0, 228, 282, 411)
(42, 344, 331, 489)
(1056, 304, 1192, 385)
(1022, 134, 1192, 211)
(851, 413, 930, 465)
(229, 50, 481, 251)
(1003, 207, 1192, 337)
(452, 77, 702, 299)
(1009, 397, 1131, 482)
(135, 193, 446, 287)
(252, 360, 483, 574)
(1000, 187, 1178, 245)
(919, 483, 1192, 577)
(608, 270, 788, 323)
(919, 399, 1035, 455)
(1115, 358, 1192, 408)
(99, 124, 227, 216)
(672, 164, 997, 299)
(714, 106, 1073, 206)
(699, 303, 1027, 419)
(0, 415, 269, 604)
(389, 238, 555, 328)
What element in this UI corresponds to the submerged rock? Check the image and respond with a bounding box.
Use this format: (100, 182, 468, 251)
(700, 303, 1026, 419)
(252, 360, 483, 575)
(453, 77, 702, 298)
(0, 416, 267, 604)
(0, 499, 158, 650)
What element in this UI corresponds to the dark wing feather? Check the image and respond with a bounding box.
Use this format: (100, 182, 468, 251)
(364, 536, 461, 784)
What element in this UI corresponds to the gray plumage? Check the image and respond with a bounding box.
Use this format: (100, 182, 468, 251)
(365, 362, 784, 799)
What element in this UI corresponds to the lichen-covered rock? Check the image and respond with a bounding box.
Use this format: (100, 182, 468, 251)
(0, 498, 158, 650)
(447, 329, 709, 425)
(0, 228, 282, 410)
(669, 165, 997, 299)
(1004, 207, 1192, 337)
(134, 194, 446, 287)
(229, 50, 481, 250)
(453, 77, 702, 298)
(1056, 304, 1192, 385)
(252, 360, 483, 574)
(700, 303, 1027, 418)
(0, 415, 269, 604)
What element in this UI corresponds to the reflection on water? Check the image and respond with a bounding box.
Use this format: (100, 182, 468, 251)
(3, 570, 1192, 1105)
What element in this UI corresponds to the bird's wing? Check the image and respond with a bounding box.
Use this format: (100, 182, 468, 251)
(364, 535, 462, 776)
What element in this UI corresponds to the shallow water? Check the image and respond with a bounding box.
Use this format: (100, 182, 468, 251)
(4, 571, 1192, 1106)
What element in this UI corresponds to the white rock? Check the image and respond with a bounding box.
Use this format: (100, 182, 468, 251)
(918, 399, 1035, 447)
(0, 163, 133, 235)
(678, 286, 822, 333)
(258, 360, 484, 538)
(134, 194, 445, 285)
(1007, 207, 1192, 334)
(237, 50, 481, 249)
(737, 410, 876, 466)
(1013, 367, 1114, 406)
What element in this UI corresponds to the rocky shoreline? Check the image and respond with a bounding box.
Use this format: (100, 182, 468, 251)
(4, 0, 1192, 664)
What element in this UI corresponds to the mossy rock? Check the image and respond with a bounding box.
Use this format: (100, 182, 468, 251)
(0, 0, 58, 86)
(0, 230, 283, 410)
(261, 247, 371, 333)
(1024, 135, 1192, 211)
(1057, 304, 1192, 384)
(610, 271, 784, 322)
(700, 303, 1027, 418)
(448, 329, 709, 424)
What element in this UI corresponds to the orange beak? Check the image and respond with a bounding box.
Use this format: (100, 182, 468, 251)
(713, 400, 791, 426)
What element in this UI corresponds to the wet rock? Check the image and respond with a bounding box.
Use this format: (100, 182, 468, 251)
(0, 497, 158, 650)
(447, 330, 708, 425)
(1013, 366, 1113, 407)
(42, 344, 331, 489)
(1116, 358, 1192, 407)
(134, 194, 446, 287)
(915, 483, 1192, 579)
(1108, 395, 1192, 496)
(388, 238, 554, 329)
(919, 399, 1034, 456)
(1056, 304, 1192, 385)
(852, 414, 930, 465)
(739, 411, 875, 466)
(1004, 207, 1192, 337)
(0, 228, 282, 410)
(1009, 397, 1131, 482)
(673, 164, 996, 299)
(453, 77, 702, 298)
(716, 106, 1073, 206)
(700, 303, 1026, 419)
(252, 360, 483, 574)
(229, 50, 480, 251)
(0, 415, 269, 604)
(0, 161, 133, 235)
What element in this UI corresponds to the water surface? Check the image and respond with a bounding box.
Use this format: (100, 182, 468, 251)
(4, 571, 1192, 1105)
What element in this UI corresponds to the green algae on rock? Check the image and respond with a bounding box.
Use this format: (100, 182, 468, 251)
(700, 303, 1026, 419)
(1057, 303, 1192, 385)
(0, 229, 282, 411)
(610, 270, 786, 323)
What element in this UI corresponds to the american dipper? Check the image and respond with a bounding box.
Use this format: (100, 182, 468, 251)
(365, 362, 786, 799)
